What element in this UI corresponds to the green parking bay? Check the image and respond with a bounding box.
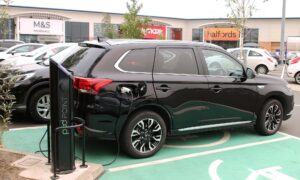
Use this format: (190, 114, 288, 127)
(4, 127, 300, 179)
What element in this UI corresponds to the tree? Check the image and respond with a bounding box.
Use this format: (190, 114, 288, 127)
(225, 0, 267, 65)
(121, 0, 151, 39)
(0, 0, 11, 42)
(102, 13, 119, 39)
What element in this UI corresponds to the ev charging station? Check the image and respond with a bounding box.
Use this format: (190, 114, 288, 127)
(49, 60, 86, 179)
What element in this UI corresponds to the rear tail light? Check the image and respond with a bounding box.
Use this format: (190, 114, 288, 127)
(290, 57, 300, 64)
(73, 76, 112, 94)
(267, 57, 274, 63)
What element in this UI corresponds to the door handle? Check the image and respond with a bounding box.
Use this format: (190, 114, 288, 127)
(210, 86, 223, 93)
(156, 85, 171, 92)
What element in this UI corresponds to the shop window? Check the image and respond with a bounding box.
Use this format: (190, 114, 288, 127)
(94, 23, 120, 39)
(0, 19, 15, 39)
(244, 28, 259, 43)
(65, 21, 89, 42)
(192, 29, 203, 42)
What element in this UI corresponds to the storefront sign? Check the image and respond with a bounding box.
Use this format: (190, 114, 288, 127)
(144, 26, 166, 39)
(20, 18, 64, 35)
(204, 28, 239, 41)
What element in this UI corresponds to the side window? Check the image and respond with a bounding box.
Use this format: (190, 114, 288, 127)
(249, 50, 262, 57)
(155, 48, 198, 74)
(202, 49, 244, 77)
(118, 49, 155, 73)
(229, 49, 247, 59)
(10, 45, 41, 53)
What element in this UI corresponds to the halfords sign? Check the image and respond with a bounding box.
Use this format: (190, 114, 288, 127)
(20, 18, 64, 35)
(144, 26, 166, 39)
(204, 28, 240, 41)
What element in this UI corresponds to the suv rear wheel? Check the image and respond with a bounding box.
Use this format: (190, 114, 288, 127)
(255, 99, 283, 135)
(121, 111, 166, 158)
(29, 88, 50, 123)
(256, 65, 268, 74)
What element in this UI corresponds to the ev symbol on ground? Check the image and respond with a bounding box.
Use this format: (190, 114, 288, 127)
(209, 159, 297, 180)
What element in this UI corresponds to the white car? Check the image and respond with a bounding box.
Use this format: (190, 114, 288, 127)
(287, 56, 300, 84)
(0, 43, 44, 61)
(227, 47, 277, 74)
(1, 43, 76, 66)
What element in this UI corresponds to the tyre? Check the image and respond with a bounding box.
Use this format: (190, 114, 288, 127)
(121, 111, 167, 158)
(255, 99, 283, 136)
(295, 72, 300, 84)
(28, 88, 50, 123)
(256, 65, 268, 74)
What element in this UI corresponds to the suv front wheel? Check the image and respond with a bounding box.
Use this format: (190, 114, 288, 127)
(28, 88, 50, 123)
(121, 111, 166, 158)
(255, 99, 283, 135)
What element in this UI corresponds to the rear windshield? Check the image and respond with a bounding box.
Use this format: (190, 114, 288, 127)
(60, 46, 106, 76)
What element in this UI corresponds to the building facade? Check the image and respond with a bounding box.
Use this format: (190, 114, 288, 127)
(3, 6, 300, 51)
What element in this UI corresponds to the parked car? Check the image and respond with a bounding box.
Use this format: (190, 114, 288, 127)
(0, 39, 24, 48)
(227, 47, 277, 74)
(54, 40, 293, 158)
(0, 43, 44, 62)
(287, 56, 300, 84)
(286, 52, 300, 65)
(269, 51, 280, 63)
(9, 44, 78, 123)
(1, 43, 76, 66)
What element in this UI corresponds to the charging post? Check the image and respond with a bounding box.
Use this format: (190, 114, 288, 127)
(50, 60, 75, 177)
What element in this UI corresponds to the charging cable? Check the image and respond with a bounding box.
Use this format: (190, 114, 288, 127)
(102, 87, 133, 166)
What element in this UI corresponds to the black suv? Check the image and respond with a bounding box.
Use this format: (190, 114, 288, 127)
(56, 40, 293, 158)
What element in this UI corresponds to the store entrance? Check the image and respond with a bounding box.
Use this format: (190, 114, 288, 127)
(210, 41, 239, 50)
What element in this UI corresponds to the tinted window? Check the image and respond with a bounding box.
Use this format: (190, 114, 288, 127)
(118, 49, 155, 73)
(249, 50, 262, 57)
(202, 49, 244, 77)
(61, 47, 106, 76)
(155, 48, 198, 74)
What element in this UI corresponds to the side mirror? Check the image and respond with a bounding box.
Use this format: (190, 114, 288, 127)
(246, 68, 255, 79)
(10, 50, 16, 55)
(43, 59, 50, 66)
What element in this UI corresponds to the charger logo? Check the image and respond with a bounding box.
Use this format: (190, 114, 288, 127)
(61, 97, 69, 135)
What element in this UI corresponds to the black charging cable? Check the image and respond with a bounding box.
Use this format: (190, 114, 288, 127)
(102, 88, 133, 166)
(35, 125, 49, 158)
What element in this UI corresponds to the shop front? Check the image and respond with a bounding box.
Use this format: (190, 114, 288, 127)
(12, 13, 69, 43)
(204, 27, 240, 49)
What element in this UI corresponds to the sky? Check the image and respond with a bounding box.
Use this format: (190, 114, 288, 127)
(2, 0, 300, 19)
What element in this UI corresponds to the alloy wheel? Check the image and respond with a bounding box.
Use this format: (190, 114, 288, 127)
(36, 94, 51, 119)
(264, 104, 282, 131)
(257, 66, 267, 74)
(295, 73, 300, 84)
(131, 118, 162, 153)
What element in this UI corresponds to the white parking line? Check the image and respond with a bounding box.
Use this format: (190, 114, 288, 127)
(295, 104, 300, 107)
(278, 132, 300, 140)
(108, 136, 291, 172)
(164, 131, 230, 149)
(9, 126, 46, 131)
